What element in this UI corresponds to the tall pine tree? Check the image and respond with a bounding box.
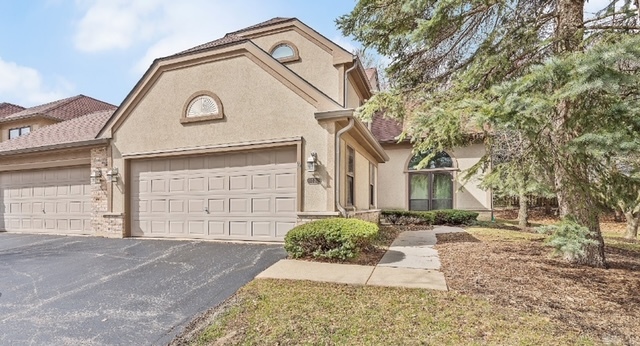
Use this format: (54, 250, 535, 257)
(338, 0, 640, 267)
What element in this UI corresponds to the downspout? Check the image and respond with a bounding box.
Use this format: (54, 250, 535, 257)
(343, 62, 358, 108)
(335, 117, 355, 217)
(335, 61, 358, 217)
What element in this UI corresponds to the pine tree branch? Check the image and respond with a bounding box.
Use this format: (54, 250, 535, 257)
(584, 25, 640, 30)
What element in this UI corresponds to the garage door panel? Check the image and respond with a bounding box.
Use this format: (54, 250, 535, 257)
(188, 177, 206, 192)
(169, 220, 184, 234)
(151, 179, 166, 193)
(170, 178, 185, 192)
(229, 175, 249, 190)
(229, 198, 249, 213)
(169, 199, 184, 213)
(252, 221, 271, 237)
(150, 200, 166, 213)
(151, 221, 166, 234)
(252, 198, 271, 213)
(208, 199, 225, 213)
(276, 222, 296, 237)
(188, 200, 204, 214)
(275, 173, 296, 189)
(208, 221, 225, 235)
(131, 148, 298, 240)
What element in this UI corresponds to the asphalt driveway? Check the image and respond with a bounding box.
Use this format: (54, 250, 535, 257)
(0, 233, 285, 345)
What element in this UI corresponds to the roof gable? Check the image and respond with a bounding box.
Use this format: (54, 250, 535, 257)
(99, 40, 343, 137)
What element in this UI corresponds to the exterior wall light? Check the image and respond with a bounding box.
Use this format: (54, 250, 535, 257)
(306, 151, 318, 172)
(106, 168, 119, 183)
(90, 170, 102, 184)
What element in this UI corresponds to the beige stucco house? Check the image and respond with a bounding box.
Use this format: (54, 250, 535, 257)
(0, 18, 490, 242)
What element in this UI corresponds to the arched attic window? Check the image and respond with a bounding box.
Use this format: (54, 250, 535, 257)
(269, 41, 300, 63)
(181, 91, 224, 124)
(407, 151, 454, 211)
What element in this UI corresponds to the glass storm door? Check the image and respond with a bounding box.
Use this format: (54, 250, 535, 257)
(409, 174, 430, 211)
(431, 172, 453, 209)
(409, 172, 453, 210)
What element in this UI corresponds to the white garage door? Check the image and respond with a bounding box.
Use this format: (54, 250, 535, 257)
(131, 147, 298, 241)
(0, 166, 92, 234)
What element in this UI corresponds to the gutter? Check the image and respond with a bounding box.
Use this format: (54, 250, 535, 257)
(0, 138, 109, 156)
(335, 117, 355, 217)
(315, 109, 389, 163)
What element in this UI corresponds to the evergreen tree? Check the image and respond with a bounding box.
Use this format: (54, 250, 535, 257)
(338, 0, 640, 267)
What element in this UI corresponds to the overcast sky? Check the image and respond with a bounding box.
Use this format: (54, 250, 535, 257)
(0, 0, 620, 107)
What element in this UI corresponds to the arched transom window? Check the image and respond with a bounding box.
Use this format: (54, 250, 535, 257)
(181, 92, 224, 124)
(408, 151, 454, 170)
(269, 41, 300, 63)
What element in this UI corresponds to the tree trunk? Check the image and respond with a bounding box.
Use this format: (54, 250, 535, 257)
(552, 0, 607, 267)
(624, 211, 640, 239)
(518, 192, 529, 229)
(614, 209, 623, 222)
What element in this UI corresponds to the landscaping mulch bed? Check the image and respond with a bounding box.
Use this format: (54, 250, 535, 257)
(436, 229, 640, 345)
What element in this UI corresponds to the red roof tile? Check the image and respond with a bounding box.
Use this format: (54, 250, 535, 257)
(0, 102, 25, 118)
(371, 114, 404, 143)
(0, 109, 113, 154)
(0, 95, 116, 123)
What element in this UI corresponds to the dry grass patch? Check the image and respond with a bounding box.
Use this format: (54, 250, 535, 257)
(437, 225, 640, 345)
(192, 279, 593, 346)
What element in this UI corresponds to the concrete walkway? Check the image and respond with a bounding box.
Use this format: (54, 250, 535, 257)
(257, 226, 465, 291)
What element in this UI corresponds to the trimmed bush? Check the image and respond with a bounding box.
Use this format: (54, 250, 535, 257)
(284, 218, 379, 260)
(382, 209, 479, 226)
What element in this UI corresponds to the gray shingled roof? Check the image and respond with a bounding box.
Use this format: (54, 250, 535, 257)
(228, 17, 294, 34)
(0, 95, 116, 123)
(173, 34, 247, 57)
(0, 109, 113, 154)
(171, 17, 294, 58)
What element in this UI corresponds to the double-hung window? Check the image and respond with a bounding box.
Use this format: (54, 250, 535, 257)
(346, 146, 355, 206)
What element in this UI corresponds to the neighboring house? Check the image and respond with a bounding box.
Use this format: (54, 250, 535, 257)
(0, 17, 489, 242)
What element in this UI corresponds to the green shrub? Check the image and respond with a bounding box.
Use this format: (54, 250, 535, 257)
(536, 219, 599, 262)
(382, 209, 478, 225)
(284, 218, 379, 260)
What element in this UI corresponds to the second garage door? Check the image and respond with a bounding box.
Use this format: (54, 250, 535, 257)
(0, 166, 92, 234)
(131, 147, 298, 241)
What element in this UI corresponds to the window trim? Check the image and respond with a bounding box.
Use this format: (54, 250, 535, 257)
(346, 146, 355, 207)
(181, 91, 224, 124)
(8, 126, 31, 139)
(268, 40, 300, 63)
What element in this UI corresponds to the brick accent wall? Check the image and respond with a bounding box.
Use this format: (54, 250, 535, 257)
(90, 147, 124, 237)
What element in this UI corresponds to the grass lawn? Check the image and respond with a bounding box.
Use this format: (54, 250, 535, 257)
(178, 217, 638, 346)
(191, 279, 592, 346)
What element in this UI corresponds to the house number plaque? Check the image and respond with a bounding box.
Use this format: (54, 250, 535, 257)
(307, 177, 321, 185)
